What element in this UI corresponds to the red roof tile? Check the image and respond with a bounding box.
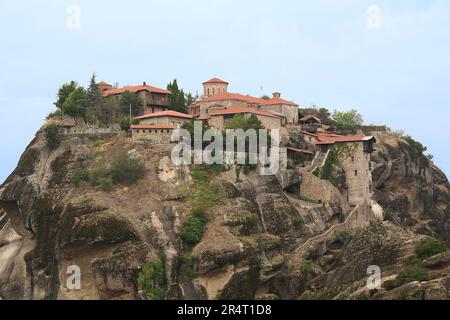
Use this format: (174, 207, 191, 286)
(202, 92, 267, 105)
(97, 81, 112, 86)
(260, 97, 299, 107)
(131, 125, 174, 130)
(203, 77, 229, 85)
(103, 84, 171, 96)
(135, 110, 193, 120)
(210, 107, 283, 119)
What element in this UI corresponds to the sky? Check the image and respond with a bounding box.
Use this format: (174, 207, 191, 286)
(1, 0, 449, 182)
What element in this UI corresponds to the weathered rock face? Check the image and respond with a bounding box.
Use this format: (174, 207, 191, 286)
(372, 133, 450, 244)
(0, 127, 449, 300)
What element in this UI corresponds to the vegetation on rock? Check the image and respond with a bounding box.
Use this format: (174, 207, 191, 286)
(179, 210, 209, 244)
(44, 124, 62, 150)
(138, 258, 167, 300)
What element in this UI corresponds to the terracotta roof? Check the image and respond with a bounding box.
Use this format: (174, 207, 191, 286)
(210, 107, 283, 119)
(314, 132, 374, 144)
(135, 110, 193, 120)
(201, 92, 298, 107)
(131, 125, 174, 130)
(202, 92, 268, 105)
(97, 81, 111, 86)
(103, 84, 171, 96)
(300, 115, 322, 122)
(202, 77, 229, 85)
(260, 97, 299, 107)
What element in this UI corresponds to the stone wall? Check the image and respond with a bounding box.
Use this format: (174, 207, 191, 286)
(131, 128, 173, 144)
(209, 113, 282, 130)
(299, 170, 346, 207)
(260, 104, 299, 124)
(200, 100, 247, 119)
(140, 116, 190, 127)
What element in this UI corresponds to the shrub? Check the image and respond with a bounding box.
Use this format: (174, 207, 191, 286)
(174, 185, 189, 198)
(138, 258, 167, 300)
(44, 124, 62, 150)
(88, 166, 110, 186)
(179, 210, 208, 244)
(93, 139, 105, 148)
(402, 135, 427, 159)
(109, 153, 146, 185)
(70, 168, 89, 186)
(335, 229, 352, 243)
(301, 260, 313, 275)
(179, 253, 197, 282)
(415, 239, 448, 261)
(46, 110, 63, 119)
(97, 177, 113, 192)
(384, 265, 429, 291)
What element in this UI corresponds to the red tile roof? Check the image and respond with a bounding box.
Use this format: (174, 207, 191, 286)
(135, 110, 193, 120)
(201, 92, 298, 107)
(202, 92, 268, 105)
(210, 107, 283, 119)
(310, 132, 374, 144)
(260, 97, 299, 107)
(131, 125, 174, 130)
(97, 81, 112, 86)
(203, 77, 229, 85)
(103, 84, 172, 96)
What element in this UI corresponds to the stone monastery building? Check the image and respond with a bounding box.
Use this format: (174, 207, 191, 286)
(188, 77, 299, 124)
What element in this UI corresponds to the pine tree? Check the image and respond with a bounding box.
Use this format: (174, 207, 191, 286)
(167, 79, 187, 113)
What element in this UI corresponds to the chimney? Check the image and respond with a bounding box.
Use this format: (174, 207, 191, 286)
(272, 92, 281, 99)
(143, 81, 146, 86)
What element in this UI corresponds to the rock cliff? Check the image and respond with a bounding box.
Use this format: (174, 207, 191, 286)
(0, 127, 449, 300)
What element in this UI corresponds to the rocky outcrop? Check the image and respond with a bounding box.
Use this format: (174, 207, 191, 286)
(0, 126, 449, 300)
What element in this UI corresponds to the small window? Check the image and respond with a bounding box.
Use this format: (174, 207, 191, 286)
(351, 156, 355, 162)
(137, 130, 140, 133)
(355, 170, 358, 176)
(143, 130, 146, 133)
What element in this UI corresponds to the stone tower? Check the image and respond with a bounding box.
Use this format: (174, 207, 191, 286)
(202, 77, 229, 97)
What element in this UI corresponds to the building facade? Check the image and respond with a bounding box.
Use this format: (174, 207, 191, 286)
(189, 78, 299, 124)
(135, 110, 193, 128)
(101, 82, 172, 114)
(208, 107, 283, 129)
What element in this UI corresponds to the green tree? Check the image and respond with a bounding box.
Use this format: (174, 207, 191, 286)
(85, 73, 104, 124)
(55, 81, 78, 111)
(44, 125, 62, 150)
(331, 109, 363, 131)
(138, 258, 167, 300)
(185, 92, 194, 108)
(167, 79, 187, 113)
(62, 87, 88, 122)
(225, 114, 264, 131)
(119, 91, 143, 117)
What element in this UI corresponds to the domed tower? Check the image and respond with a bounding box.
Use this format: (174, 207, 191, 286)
(202, 77, 229, 97)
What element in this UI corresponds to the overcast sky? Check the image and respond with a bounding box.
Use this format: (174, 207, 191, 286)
(1, 0, 449, 182)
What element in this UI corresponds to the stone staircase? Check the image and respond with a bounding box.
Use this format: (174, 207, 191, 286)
(310, 149, 330, 173)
